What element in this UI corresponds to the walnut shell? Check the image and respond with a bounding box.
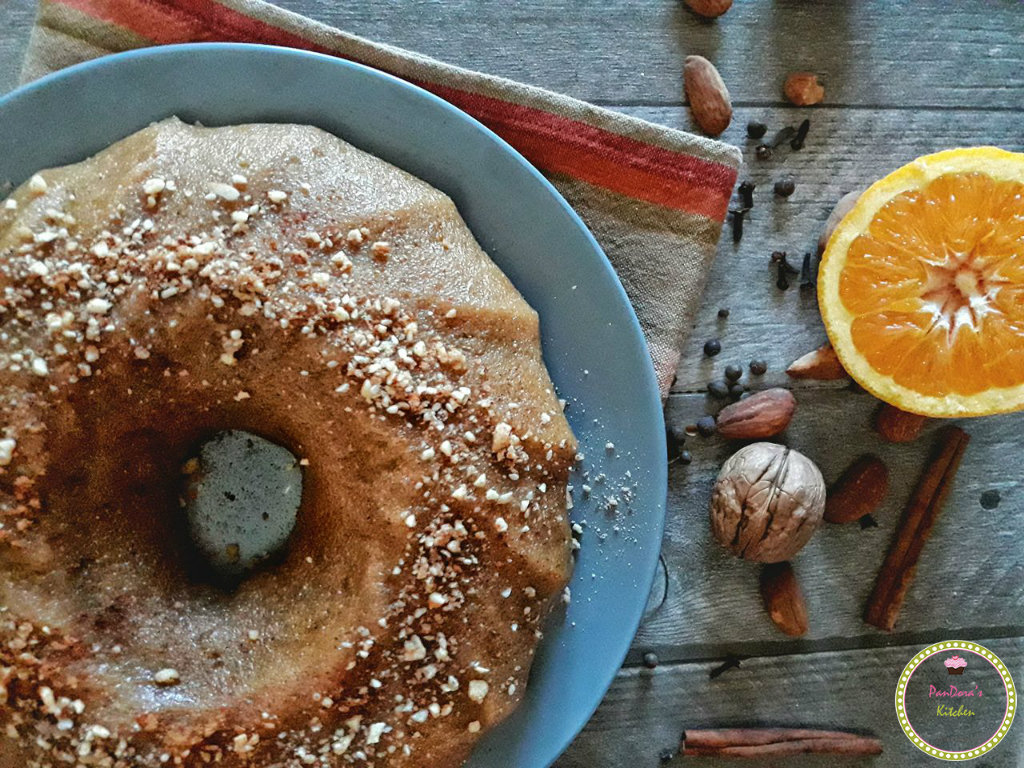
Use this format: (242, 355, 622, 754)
(709, 442, 825, 562)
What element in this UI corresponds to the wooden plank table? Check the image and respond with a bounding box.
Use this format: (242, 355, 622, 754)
(0, 1, 1021, 765)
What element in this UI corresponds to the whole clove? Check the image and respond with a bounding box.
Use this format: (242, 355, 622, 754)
(799, 252, 814, 289)
(771, 250, 800, 290)
(746, 121, 767, 140)
(709, 657, 743, 679)
(790, 118, 811, 150)
(770, 250, 798, 292)
(771, 250, 800, 273)
(730, 208, 746, 243)
(755, 123, 807, 160)
(737, 180, 755, 209)
(776, 262, 790, 290)
(770, 125, 797, 148)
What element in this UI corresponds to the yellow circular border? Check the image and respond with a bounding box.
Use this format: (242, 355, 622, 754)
(896, 641, 1016, 760)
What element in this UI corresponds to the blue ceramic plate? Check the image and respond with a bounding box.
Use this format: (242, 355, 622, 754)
(0, 44, 666, 767)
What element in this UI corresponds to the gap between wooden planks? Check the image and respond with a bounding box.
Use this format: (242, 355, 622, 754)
(556, 638, 1022, 768)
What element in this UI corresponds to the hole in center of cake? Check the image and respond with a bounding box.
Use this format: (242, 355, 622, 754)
(181, 430, 303, 583)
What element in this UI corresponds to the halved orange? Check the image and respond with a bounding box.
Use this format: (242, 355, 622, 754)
(819, 147, 1024, 417)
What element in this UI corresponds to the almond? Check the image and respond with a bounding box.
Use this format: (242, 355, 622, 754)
(824, 454, 890, 524)
(684, 0, 733, 18)
(818, 190, 862, 255)
(684, 56, 732, 137)
(716, 388, 796, 440)
(784, 72, 825, 106)
(786, 343, 848, 380)
(874, 403, 928, 443)
(760, 562, 808, 637)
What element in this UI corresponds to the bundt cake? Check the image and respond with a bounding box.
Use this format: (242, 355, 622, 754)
(0, 118, 575, 767)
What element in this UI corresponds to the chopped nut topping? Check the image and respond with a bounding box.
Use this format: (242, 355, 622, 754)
(153, 668, 181, 686)
(467, 680, 489, 703)
(142, 178, 166, 196)
(207, 181, 240, 201)
(85, 298, 112, 314)
(0, 438, 16, 466)
(28, 174, 48, 196)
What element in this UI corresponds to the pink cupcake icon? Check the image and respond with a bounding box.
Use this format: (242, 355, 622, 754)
(945, 655, 967, 675)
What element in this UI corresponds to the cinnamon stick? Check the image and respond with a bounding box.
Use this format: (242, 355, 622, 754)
(683, 728, 883, 757)
(864, 426, 969, 631)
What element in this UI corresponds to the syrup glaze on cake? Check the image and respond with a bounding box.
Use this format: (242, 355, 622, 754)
(0, 118, 575, 767)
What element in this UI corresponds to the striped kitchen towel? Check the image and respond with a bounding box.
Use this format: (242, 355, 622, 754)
(20, 0, 742, 398)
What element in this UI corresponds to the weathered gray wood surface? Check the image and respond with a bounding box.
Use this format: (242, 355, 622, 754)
(0, 1, 1021, 766)
(560, 638, 1023, 768)
(647, 390, 1024, 659)
(0, 0, 33, 87)
(263, 1, 1024, 110)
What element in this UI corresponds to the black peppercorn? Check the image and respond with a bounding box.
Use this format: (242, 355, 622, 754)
(724, 364, 742, 382)
(659, 747, 678, 764)
(774, 178, 796, 198)
(749, 359, 768, 376)
(707, 381, 730, 399)
(717, 307, 730, 319)
(679, 449, 692, 465)
(703, 338, 722, 357)
(980, 489, 1001, 509)
(755, 144, 772, 161)
(728, 382, 746, 398)
(642, 651, 660, 669)
(696, 415, 716, 437)
(746, 121, 767, 140)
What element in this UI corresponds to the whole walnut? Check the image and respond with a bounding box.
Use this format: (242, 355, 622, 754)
(710, 442, 825, 562)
